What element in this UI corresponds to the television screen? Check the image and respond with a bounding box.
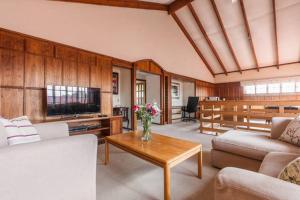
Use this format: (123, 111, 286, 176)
(47, 85, 101, 116)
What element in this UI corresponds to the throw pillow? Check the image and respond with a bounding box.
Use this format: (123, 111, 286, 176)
(278, 116, 300, 146)
(0, 116, 40, 145)
(278, 157, 300, 185)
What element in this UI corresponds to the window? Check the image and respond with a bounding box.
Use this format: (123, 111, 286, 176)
(242, 78, 300, 95)
(268, 83, 280, 93)
(244, 85, 255, 94)
(256, 84, 267, 94)
(281, 82, 295, 93)
(296, 82, 300, 92)
(136, 80, 146, 105)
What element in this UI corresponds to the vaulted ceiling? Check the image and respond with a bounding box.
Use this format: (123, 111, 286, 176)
(54, 0, 300, 77)
(171, 0, 300, 76)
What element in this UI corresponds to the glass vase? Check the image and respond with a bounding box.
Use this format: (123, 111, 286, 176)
(141, 118, 152, 141)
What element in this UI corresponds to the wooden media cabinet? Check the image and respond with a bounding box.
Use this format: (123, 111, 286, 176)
(34, 115, 123, 143)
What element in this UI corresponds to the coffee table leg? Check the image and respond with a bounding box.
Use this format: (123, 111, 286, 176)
(198, 149, 202, 178)
(164, 165, 171, 200)
(105, 140, 110, 165)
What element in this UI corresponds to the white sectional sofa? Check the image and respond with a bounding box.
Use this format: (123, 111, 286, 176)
(0, 122, 98, 200)
(213, 117, 300, 200)
(211, 117, 300, 171)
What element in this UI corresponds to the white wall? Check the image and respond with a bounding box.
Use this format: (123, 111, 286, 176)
(183, 81, 195, 105)
(171, 80, 183, 107)
(0, 0, 214, 83)
(112, 67, 131, 107)
(171, 79, 195, 106)
(215, 63, 300, 83)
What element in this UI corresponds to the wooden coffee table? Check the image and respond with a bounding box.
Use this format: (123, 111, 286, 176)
(104, 131, 202, 200)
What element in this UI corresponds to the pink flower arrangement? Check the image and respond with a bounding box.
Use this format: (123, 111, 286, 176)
(133, 102, 160, 119)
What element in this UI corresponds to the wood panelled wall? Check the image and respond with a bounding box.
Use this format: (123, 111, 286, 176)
(195, 80, 215, 100)
(215, 82, 300, 100)
(215, 82, 243, 100)
(0, 29, 131, 121)
(135, 59, 163, 75)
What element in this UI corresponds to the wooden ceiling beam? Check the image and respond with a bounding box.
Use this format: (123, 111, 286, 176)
(214, 61, 300, 75)
(51, 0, 168, 11)
(272, 0, 279, 69)
(188, 3, 228, 75)
(171, 13, 215, 77)
(168, 0, 194, 14)
(239, 0, 259, 71)
(211, 0, 242, 74)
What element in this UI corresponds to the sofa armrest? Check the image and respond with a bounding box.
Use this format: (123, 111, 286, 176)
(215, 167, 300, 200)
(271, 117, 293, 139)
(34, 122, 69, 140)
(259, 152, 300, 177)
(0, 134, 97, 200)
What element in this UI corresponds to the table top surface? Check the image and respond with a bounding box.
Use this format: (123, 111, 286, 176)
(106, 132, 201, 165)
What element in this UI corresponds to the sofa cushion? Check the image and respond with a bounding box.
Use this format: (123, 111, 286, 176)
(271, 117, 293, 139)
(212, 130, 300, 161)
(278, 157, 300, 185)
(0, 117, 41, 146)
(279, 116, 300, 146)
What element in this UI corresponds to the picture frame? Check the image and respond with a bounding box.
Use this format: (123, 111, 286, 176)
(171, 82, 180, 99)
(112, 72, 119, 95)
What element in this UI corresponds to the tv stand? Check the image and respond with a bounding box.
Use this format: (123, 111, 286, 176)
(36, 115, 123, 143)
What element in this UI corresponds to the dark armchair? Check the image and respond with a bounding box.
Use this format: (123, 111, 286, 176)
(181, 96, 199, 122)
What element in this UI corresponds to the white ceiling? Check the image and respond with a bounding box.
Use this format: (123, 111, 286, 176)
(175, 0, 300, 74)
(0, 0, 298, 81)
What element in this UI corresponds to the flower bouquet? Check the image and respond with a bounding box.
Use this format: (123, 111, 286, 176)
(133, 103, 160, 141)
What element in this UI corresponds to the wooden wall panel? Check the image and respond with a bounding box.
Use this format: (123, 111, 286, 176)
(25, 38, 54, 57)
(101, 92, 112, 115)
(0, 88, 23, 118)
(195, 80, 215, 100)
(99, 57, 112, 92)
(0, 28, 132, 119)
(55, 45, 78, 62)
(0, 49, 24, 87)
(63, 60, 77, 86)
(0, 31, 24, 51)
(25, 89, 44, 121)
(90, 64, 102, 88)
(45, 57, 62, 86)
(25, 53, 45, 88)
(150, 62, 162, 75)
(136, 60, 164, 75)
(78, 51, 96, 65)
(136, 60, 150, 72)
(77, 63, 90, 87)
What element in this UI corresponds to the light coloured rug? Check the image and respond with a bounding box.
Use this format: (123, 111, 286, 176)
(96, 122, 219, 200)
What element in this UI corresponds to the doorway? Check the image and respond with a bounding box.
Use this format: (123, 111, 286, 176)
(136, 71, 161, 124)
(136, 79, 146, 105)
(112, 66, 132, 130)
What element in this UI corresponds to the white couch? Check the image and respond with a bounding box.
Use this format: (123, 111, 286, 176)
(0, 122, 98, 200)
(213, 117, 300, 200)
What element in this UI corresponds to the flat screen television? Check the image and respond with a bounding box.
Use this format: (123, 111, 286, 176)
(46, 85, 101, 116)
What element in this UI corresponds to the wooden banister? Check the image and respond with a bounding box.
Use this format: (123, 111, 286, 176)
(199, 100, 300, 135)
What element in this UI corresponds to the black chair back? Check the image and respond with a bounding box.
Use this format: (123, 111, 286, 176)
(186, 96, 199, 113)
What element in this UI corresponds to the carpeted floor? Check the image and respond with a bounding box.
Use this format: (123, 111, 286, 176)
(96, 122, 219, 200)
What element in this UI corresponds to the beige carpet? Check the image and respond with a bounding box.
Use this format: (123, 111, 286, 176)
(96, 122, 219, 200)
